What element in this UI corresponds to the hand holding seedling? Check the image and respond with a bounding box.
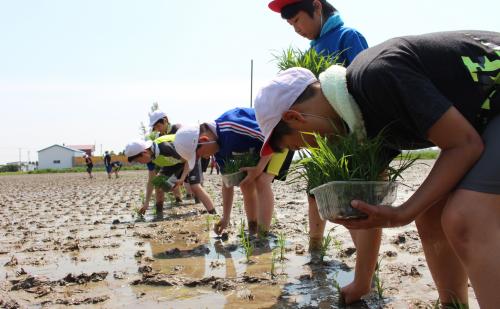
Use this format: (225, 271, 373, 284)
(239, 166, 261, 186)
(139, 204, 148, 215)
(214, 217, 229, 235)
(173, 179, 184, 190)
(333, 200, 410, 229)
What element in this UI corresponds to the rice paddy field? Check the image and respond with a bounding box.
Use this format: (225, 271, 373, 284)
(0, 159, 478, 309)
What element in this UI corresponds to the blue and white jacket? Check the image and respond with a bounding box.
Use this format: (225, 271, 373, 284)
(214, 108, 263, 171)
(311, 14, 368, 66)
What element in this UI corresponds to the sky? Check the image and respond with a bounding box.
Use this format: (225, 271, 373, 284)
(0, 0, 498, 164)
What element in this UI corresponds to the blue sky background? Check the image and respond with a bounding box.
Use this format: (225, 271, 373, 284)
(0, 0, 498, 164)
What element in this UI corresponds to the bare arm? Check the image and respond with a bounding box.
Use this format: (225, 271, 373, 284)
(221, 184, 234, 221)
(214, 182, 234, 234)
(141, 170, 156, 213)
(175, 161, 190, 188)
(336, 107, 484, 228)
(240, 155, 272, 185)
(400, 106, 484, 221)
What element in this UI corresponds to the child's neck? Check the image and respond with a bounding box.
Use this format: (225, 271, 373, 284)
(295, 92, 347, 136)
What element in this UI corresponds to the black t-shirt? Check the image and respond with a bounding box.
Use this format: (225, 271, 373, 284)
(104, 154, 111, 166)
(157, 142, 183, 161)
(347, 30, 500, 153)
(168, 124, 181, 134)
(85, 157, 93, 166)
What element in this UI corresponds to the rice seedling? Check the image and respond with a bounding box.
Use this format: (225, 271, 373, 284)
(320, 229, 334, 262)
(206, 214, 213, 232)
(271, 211, 278, 227)
(238, 218, 245, 238)
(270, 250, 277, 278)
(239, 219, 253, 263)
(222, 153, 259, 174)
(277, 231, 287, 261)
(242, 237, 253, 262)
(450, 298, 469, 309)
(151, 175, 176, 191)
(332, 272, 344, 306)
(293, 132, 417, 192)
(273, 47, 342, 78)
(132, 191, 145, 220)
(333, 238, 343, 252)
(374, 257, 385, 300)
(235, 201, 243, 214)
(302, 221, 309, 235)
(433, 299, 440, 309)
(166, 192, 176, 206)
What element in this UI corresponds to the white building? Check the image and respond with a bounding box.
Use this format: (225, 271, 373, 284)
(38, 145, 85, 170)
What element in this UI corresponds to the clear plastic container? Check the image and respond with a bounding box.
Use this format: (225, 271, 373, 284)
(310, 181, 399, 220)
(153, 174, 177, 191)
(221, 171, 247, 188)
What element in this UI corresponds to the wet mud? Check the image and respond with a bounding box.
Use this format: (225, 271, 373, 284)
(0, 161, 479, 308)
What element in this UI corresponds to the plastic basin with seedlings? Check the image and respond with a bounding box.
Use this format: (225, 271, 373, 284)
(310, 181, 399, 220)
(221, 171, 247, 188)
(152, 175, 177, 191)
(220, 153, 258, 188)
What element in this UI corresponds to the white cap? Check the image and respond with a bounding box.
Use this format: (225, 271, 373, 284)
(149, 110, 167, 128)
(254, 67, 317, 156)
(124, 139, 153, 161)
(173, 125, 199, 171)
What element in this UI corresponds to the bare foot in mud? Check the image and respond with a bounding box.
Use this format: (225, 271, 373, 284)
(340, 281, 371, 305)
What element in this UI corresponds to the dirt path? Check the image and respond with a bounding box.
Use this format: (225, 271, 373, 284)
(0, 161, 479, 308)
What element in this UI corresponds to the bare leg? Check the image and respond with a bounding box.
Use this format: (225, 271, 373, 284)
(155, 187, 164, 209)
(255, 172, 275, 233)
(190, 184, 215, 212)
(342, 228, 382, 304)
(184, 183, 192, 197)
(172, 186, 182, 200)
(308, 196, 326, 251)
(442, 189, 500, 308)
(239, 180, 258, 234)
(415, 197, 468, 304)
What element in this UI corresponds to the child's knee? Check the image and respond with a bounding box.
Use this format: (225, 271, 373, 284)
(441, 202, 473, 248)
(190, 183, 203, 193)
(256, 173, 273, 189)
(239, 181, 255, 192)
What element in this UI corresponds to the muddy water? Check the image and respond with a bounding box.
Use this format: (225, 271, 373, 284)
(0, 164, 479, 308)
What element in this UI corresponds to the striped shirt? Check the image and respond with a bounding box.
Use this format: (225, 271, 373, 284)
(215, 108, 263, 170)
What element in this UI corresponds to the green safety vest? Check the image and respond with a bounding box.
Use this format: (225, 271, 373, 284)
(151, 134, 183, 167)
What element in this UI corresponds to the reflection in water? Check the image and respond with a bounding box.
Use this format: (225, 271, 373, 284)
(142, 219, 355, 308)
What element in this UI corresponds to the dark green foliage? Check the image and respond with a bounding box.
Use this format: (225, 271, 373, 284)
(222, 153, 259, 175)
(151, 175, 174, 191)
(294, 133, 417, 191)
(274, 47, 342, 77)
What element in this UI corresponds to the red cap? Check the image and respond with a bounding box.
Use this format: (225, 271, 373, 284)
(268, 0, 302, 13)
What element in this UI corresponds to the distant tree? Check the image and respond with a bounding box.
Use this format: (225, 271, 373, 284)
(0, 165, 19, 173)
(150, 102, 159, 113)
(139, 122, 147, 136)
(139, 102, 160, 137)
